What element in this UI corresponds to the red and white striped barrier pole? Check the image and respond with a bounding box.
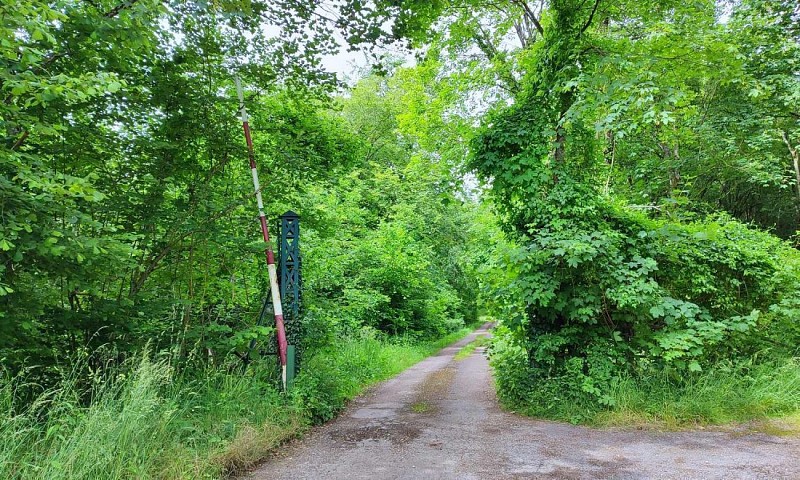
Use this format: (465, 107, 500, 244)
(235, 77, 289, 389)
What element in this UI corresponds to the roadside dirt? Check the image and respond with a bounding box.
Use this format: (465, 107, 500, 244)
(246, 323, 800, 479)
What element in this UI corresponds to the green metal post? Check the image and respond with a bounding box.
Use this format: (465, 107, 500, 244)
(286, 345, 296, 390)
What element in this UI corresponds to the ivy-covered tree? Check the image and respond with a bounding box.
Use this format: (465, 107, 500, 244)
(461, 0, 800, 410)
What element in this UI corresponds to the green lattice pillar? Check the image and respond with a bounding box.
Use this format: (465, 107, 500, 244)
(279, 210, 301, 376)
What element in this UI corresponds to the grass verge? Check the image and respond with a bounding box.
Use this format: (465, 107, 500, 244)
(500, 357, 800, 431)
(0, 324, 480, 479)
(591, 358, 800, 430)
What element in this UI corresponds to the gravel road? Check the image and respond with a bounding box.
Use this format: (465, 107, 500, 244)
(247, 323, 800, 479)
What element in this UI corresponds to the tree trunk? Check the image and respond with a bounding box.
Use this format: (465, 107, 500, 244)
(554, 90, 574, 166)
(781, 131, 800, 205)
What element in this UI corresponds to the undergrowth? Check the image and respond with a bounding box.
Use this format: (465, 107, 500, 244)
(493, 354, 800, 429)
(595, 358, 800, 429)
(0, 325, 477, 479)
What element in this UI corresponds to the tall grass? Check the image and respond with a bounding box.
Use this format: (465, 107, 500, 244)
(509, 357, 800, 429)
(0, 325, 478, 479)
(1, 358, 181, 479)
(594, 358, 800, 429)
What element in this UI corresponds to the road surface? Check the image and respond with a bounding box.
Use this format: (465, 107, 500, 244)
(247, 323, 800, 479)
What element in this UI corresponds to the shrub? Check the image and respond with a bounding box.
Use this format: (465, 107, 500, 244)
(490, 186, 800, 406)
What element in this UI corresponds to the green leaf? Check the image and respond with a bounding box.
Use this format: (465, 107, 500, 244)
(107, 81, 122, 93)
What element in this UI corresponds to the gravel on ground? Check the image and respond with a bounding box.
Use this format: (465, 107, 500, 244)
(246, 323, 800, 479)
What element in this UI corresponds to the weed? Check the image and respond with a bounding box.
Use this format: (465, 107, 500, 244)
(454, 335, 489, 361)
(411, 402, 431, 413)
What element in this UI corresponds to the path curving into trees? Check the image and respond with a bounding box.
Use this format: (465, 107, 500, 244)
(247, 324, 799, 480)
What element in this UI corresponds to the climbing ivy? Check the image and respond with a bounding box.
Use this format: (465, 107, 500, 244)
(470, 0, 800, 408)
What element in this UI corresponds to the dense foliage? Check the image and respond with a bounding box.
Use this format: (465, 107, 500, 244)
(1, 0, 799, 474)
(458, 0, 800, 417)
(1, 0, 480, 380)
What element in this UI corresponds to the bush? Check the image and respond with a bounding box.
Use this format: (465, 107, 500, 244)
(304, 222, 468, 339)
(489, 184, 800, 408)
(488, 325, 535, 407)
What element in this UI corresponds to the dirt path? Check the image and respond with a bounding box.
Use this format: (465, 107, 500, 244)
(247, 323, 800, 479)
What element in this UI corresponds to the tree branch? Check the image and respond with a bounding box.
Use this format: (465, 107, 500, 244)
(104, 0, 141, 18)
(81, 0, 102, 11)
(128, 193, 251, 297)
(580, 0, 602, 34)
(34, 0, 148, 73)
(511, 0, 544, 35)
(10, 131, 29, 151)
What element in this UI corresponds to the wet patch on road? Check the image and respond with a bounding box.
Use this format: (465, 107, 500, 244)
(328, 422, 421, 447)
